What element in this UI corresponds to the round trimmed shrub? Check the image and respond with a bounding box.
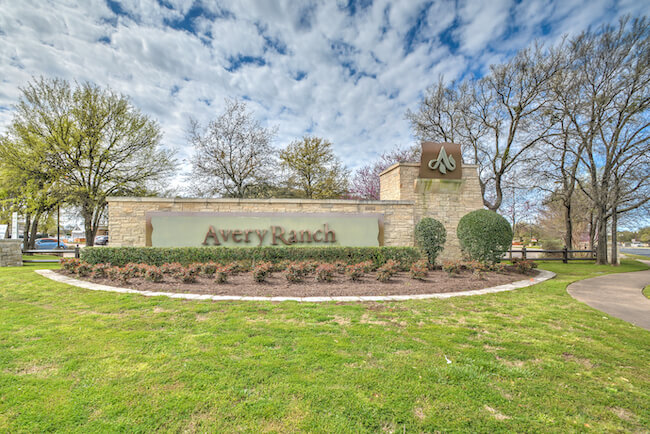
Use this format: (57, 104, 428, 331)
(456, 210, 513, 263)
(414, 217, 447, 265)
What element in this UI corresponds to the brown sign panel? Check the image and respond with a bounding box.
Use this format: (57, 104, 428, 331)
(419, 142, 463, 179)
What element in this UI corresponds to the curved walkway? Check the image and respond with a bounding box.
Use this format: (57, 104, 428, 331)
(567, 260, 650, 331)
(35, 269, 555, 303)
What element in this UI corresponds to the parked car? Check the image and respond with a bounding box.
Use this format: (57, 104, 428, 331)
(34, 238, 68, 250)
(94, 235, 109, 245)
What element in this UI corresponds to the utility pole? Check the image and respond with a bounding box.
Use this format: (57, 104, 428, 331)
(57, 204, 61, 248)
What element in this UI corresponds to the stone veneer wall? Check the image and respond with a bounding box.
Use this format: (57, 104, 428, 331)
(107, 163, 483, 260)
(0, 240, 22, 267)
(108, 198, 415, 248)
(379, 163, 484, 260)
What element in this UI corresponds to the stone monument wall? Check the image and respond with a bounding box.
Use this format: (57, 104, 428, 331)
(0, 240, 22, 267)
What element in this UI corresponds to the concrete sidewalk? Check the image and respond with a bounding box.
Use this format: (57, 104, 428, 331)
(567, 260, 650, 331)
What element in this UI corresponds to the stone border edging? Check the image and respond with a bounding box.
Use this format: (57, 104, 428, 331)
(34, 269, 555, 302)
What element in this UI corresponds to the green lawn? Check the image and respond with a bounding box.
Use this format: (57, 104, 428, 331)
(22, 254, 61, 261)
(1, 261, 649, 432)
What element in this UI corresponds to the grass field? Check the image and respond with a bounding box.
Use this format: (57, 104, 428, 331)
(1, 260, 649, 432)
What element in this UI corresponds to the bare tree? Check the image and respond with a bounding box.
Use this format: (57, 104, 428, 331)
(408, 46, 562, 211)
(188, 99, 277, 198)
(348, 144, 420, 200)
(557, 17, 650, 264)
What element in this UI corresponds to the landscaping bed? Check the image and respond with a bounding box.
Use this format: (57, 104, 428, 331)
(56, 259, 534, 297)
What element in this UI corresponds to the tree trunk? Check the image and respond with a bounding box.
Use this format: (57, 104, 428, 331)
(82, 203, 96, 247)
(23, 213, 31, 251)
(564, 200, 573, 251)
(611, 208, 618, 266)
(589, 210, 595, 252)
(595, 207, 608, 265)
(28, 211, 40, 250)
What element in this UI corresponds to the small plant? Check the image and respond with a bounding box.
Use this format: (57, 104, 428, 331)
(201, 262, 219, 276)
(252, 262, 273, 283)
(409, 259, 429, 280)
(107, 266, 121, 281)
(76, 262, 92, 277)
(284, 262, 305, 283)
(358, 260, 375, 273)
(315, 263, 336, 282)
(143, 265, 164, 282)
(124, 263, 144, 278)
(177, 268, 197, 283)
(492, 262, 508, 273)
(345, 263, 365, 281)
(161, 262, 183, 275)
(514, 259, 538, 274)
(117, 266, 132, 282)
(442, 260, 463, 276)
(376, 259, 399, 282)
(187, 263, 203, 277)
(60, 258, 81, 273)
(332, 261, 347, 274)
(91, 263, 111, 279)
(214, 266, 228, 283)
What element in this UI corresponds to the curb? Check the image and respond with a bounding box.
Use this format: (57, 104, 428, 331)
(34, 269, 556, 302)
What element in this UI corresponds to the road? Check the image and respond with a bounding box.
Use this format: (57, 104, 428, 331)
(620, 248, 650, 257)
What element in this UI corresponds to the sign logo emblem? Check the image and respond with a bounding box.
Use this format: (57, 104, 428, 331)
(427, 146, 456, 174)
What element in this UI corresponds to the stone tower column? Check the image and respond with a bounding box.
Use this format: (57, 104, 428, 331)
(379, 143, 484, 260)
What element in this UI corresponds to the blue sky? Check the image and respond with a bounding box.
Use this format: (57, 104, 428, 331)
(0, 0, 645, 179)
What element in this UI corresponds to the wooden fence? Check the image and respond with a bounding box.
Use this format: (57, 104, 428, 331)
(506, 246, 595, 263)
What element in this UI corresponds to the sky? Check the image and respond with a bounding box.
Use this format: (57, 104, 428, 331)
(0, 0, 646, 180)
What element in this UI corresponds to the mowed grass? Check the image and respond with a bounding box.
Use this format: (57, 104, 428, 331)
(0, 261, 649, 432)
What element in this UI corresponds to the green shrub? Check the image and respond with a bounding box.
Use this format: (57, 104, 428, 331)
(284, 262, 305, 283)
(252, 262, 273, 283)
(80, 246, 422, 268)
(143, 265, 163, 282)
(414, 217, 447, 265)
(442, 260, 463, 276)
(315, 263, 336, 282)
(345, 264, 365, 281)
(457, 210, 513, 264)
(376, 259, 399, 283)
(214, 267, 228, 283)
(409, 259, 429, 280)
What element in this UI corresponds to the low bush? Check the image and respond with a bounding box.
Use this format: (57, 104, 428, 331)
(442, 260, 463, 276)
(201, 262, 219, 276)
(124, 263, 143, 279)
(457, 210, 513, 264)
(345, 263, 365, 281)
(143, 265, 164, 282)
(252, 262, 273, 283)
(81, 246, 422, 269)
(214, 266, 228, 283)
(161, 262, 183, 275)
(315, 263, 336, 282)
(414, 217, 446, 266)
(492, 262, 508, 273)
(91, 263, 111, 279)
(513, 259, 538, 274)
(332, 261, 347, 274)
(409, 259, 429, 280)
(60, 258, 81, 273)
(77, 262, 92, 277)
(107, 266, 121, 281)
(177, 268, 197, 283)
(284, 262, 305, 283)
(376, 259, 400, 282)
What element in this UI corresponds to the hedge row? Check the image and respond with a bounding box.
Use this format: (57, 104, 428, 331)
(81, 246, 423, 267)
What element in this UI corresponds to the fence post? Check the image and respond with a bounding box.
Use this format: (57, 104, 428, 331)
(75, 245, 80, 259)
(562, 246, 568, 264)
(522, 246, 527, 260)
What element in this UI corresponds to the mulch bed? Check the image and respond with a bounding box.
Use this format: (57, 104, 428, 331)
(57, 269, 536, 297)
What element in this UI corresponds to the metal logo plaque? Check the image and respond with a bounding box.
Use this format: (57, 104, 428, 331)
(419, 142, 463, 179)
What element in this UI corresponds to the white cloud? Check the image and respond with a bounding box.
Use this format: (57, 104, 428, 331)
(0, 0, 644, 186)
